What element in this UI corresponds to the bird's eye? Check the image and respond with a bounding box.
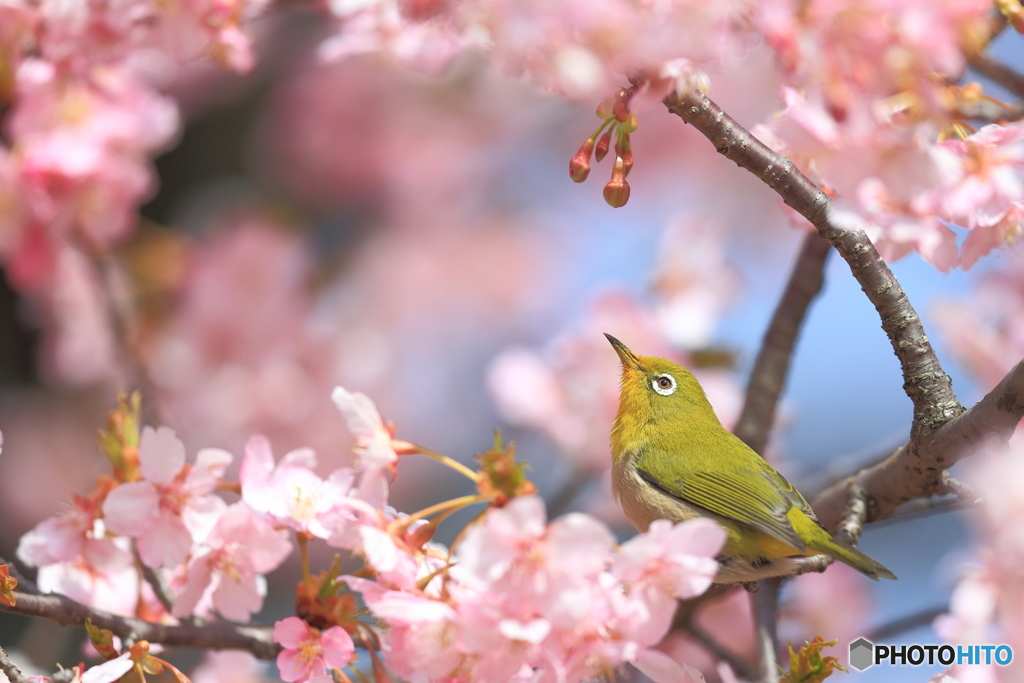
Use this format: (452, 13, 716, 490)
(652, 373, 677, 396)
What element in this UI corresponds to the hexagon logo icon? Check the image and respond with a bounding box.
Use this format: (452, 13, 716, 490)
(850, 637, 874, 671)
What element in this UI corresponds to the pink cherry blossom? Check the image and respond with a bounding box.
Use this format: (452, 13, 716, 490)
(332, 386, 399, 471)
(633, 649, 708, 683)
(172, 502, 292, 622)
(191, 651, 276, 683)
(344, 495, 720, 683)
(932, 246, 1024, 394)
(321, 0, 759, 99)
(35, 546, 140, 617)
(80, 653, 134, 683)
(17, 491, 110, 569)
(272, 617, 355, 683)
(240, 434, 362, 539)
(102, 426, 231, 568)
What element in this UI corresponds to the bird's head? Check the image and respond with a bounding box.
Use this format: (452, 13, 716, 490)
(604, 333, 720, 455)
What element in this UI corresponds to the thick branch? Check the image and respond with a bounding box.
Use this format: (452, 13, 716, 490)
(1, 591, 281, 660)
(664, 88, 963, 442)
(812, 360, 1024, 527)
(734, 233, 831, 455)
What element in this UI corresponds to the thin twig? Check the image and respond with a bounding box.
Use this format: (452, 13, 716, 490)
(545, 468, 594, 518)
(752, 578, 781, 683)
(868, 605, 947, 641)
(941, 472, 983, 504)
(733, 233, 831, 455)
(877, 496, 971, 524)
(132, 544, 175, 614)
(954, 99, 1024, 123)
(0, 556, 40, 596)
(687, 621, 757, 681)
(834, 480, 868, 546)
(1, 591, 282, 659)
(968, 52, 1024, 99)
(0, 647, 30, 683)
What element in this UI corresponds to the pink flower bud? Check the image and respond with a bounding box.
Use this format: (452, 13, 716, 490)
(569, 137, 595, 183)
(603, 156, 630, 208)
(595, 130, 611, 162)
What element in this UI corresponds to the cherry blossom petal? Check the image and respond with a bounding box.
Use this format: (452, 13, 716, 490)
(634, 649, 706, 683)
(81, 653, 134, 683)
(101, 481, 160, 537)
(138, 426, 187, 484)
(273, 617, 310, 649)
(320, 626, 355, 669)
(187, 448, 234, 495)
(136, 510, 193, 568)
(172, 552, 216, 618)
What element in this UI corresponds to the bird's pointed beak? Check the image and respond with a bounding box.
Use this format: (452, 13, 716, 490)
(604, 333, 643, 371)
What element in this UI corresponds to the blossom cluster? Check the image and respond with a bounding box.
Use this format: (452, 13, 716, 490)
(753, 0, 1023, 270)
(16, 387, 727, 683)
(320, 0, 758, 99)
(0, 0, 269, 300)
(930, 440, 1024, 683)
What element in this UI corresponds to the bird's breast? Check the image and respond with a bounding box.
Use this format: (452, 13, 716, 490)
(611, 450, 706, 531)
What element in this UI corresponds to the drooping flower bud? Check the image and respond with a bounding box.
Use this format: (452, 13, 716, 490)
(595, 130, 611, 162)
(603, 156, 630, 208)
(570, 137, 595, 183)
(614, 133, 630, 176)
(617, 134, 633, 176)
(596, 99, 614, 119)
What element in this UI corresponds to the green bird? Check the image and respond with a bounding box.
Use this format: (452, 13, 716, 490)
(606, 334, 896, 583)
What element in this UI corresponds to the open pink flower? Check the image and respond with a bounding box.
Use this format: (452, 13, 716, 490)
(273, 617, 354, 683)
(102, 426, 231, 568)
(332, 386, 399, 471)
(172, 503, 292, 622)
(240, 435, 358, 539)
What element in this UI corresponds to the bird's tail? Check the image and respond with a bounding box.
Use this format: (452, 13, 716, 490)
(789, 508, 898, 580)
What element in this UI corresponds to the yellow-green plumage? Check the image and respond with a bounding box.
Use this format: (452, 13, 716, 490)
(605, 334, 896, 583)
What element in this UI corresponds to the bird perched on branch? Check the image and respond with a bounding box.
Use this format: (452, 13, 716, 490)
(605, 333, 896, 584)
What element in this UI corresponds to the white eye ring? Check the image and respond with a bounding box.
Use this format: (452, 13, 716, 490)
(652, 373, 677, 396)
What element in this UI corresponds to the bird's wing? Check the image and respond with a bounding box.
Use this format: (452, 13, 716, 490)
(635, 451, 819, 553)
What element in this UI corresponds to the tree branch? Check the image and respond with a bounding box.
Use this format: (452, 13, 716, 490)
(968, 52, 1024, 100)
(0, 647, 30, 683)
(1, 591, 281, 660)
(663, 88, 963, 442)
(660, 88, 1024, 531)
(812, 360, 1024, 527)
(733, 232, 831, 455)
